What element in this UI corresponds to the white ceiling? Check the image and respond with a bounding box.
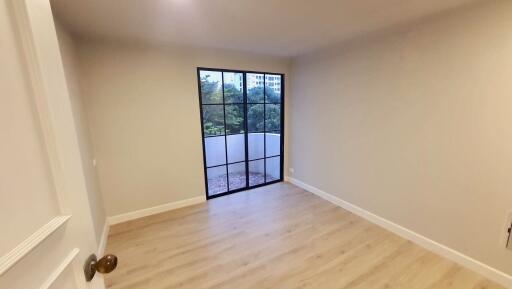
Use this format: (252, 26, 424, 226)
(51, 0, 481, 57)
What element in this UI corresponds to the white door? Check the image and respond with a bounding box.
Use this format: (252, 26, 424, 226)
(0, 0, 108, 288)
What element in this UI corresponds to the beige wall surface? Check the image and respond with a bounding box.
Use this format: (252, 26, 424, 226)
(55, 22, 106, 244)
(77, 41, 290, 216)
(290, 0, 512, 275)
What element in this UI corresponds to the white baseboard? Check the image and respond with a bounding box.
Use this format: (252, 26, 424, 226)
(287, 177, 512, 288)
(97, 221, 110, 256)
(107, 196, 206, 226)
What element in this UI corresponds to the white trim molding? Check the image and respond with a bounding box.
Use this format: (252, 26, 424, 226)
(108, 196, 207, 225)
(287, 177, 512, 288)
(0, 215, 71, 276)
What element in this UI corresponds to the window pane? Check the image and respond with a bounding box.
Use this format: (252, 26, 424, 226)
(247, 73, 264, 103)
(248, 133, 264, 160)
(265, 132, 280, 157)
(200, 71, 223, 104)
(228, 163, 246, 190)
(207, 166, 227, 196)
(227, 134, 245, 163)
(249, 160, 265, 186)
(248, 104, 264, 132)
(225, 104, 244, 134)
(265, 157, 280, 182)
(202, 105, 225, 137)
(265, 104, 280, 131)
(265, 74, 281, 103)
(205, 136, 226, 167)
(224, 72, 243, 103)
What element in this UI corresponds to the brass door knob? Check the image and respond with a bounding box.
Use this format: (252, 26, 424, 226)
(84, 254, 118, 281)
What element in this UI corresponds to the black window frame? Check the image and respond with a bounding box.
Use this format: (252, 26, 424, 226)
(197, 67, 285, 200)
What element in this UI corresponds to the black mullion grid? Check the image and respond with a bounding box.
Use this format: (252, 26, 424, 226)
(206, 155, 280, 170)
(221, 73, 230, 192)
(205, 102, 280, 105)
(249, 154, 280, 162)
(198, 68, 284, 200)
(197, 70, 210, 198)
(279, 74, 285, 181)
(208, 148, 282, 170)
(236, 129, 280, 135)
(204, 132, 245, 139)
(263, 74, 267, 183)
(207, 179, 282, 200)
(207, 160, 244, 169)
(243, 73, 249, 189)
(199, 67, 282, 75)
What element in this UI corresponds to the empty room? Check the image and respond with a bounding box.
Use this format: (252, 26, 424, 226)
(2, 0, 512, 288)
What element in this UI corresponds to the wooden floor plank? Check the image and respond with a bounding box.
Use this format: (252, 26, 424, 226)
(105, 182, 504, 289)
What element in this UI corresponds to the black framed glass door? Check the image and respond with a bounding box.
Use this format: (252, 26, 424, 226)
(197, 68, 284, 199)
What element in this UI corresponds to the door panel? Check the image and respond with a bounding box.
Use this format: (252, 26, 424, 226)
(227, 134, 245, 163)
(265, 156, 281, 182)
(1, 1, 105, 288)
(246, 73, 264, 103)
(225, 104, 245, 134)
(202, 105, 225, 136)
(248, 159, 265, 186)
(265, 74, 282, 103)
(265, 132, 281, 157)
(223, 72, 243, 103)
(47, 264, 80, 289)
(228, 163, 246, 190)
(199, 70, 223, 104)
(207, 166, 228, 196)
(247, 104, 264, 132)
(205, 136, 226, 167)
(0, 0, 60, 257)
(265, 104, 281, 131)
(0, 226, 76, 289)
(248, 133, 265, 160)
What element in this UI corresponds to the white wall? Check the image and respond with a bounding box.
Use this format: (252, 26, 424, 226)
(55, 22, 106, 244)
(77, 40, 290, 217)
(290, 0, 512, 275)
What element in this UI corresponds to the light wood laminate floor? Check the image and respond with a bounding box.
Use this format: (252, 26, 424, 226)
(105, 182, 504, 289)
